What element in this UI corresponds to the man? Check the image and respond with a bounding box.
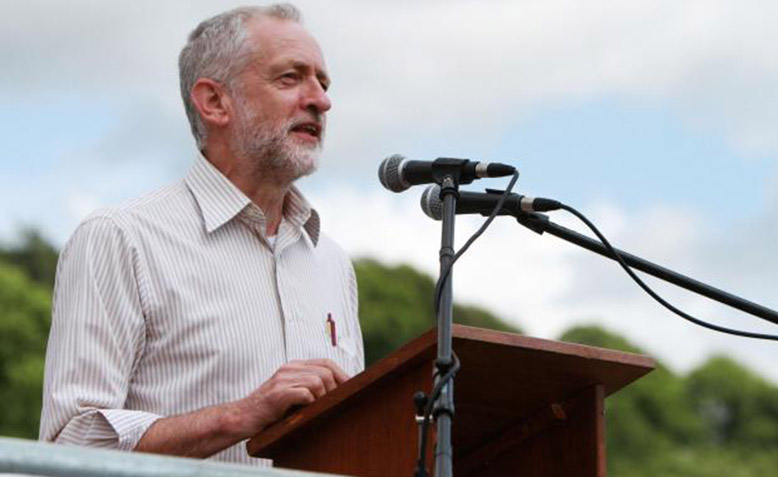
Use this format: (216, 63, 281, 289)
(39, 4, 364, 466)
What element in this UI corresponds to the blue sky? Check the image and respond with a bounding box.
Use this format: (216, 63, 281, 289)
(2, 0, 778, 381)
(495, 98, 771, 219)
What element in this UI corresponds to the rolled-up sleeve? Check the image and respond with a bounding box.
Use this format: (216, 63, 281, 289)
(39, 215, 162, 450)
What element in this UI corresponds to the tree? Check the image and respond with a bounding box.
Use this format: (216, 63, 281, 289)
(560, 325, 702, 475)
(0, 261, 51, 438)
(354, 258, 519, 365)
(2, 230, 778, 477)
(559, 325, 778, 476)
(687, 355, 778, 449)
(0, 228, 59, 288)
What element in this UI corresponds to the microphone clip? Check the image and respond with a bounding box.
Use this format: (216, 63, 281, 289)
(429, 158, 473, 188)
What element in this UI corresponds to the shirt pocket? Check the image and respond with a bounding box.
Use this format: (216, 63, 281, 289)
(321, 314, 361, 377)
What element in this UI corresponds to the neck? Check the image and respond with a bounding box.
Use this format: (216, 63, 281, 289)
(203, 144, 292, 237)
(236, 177, 289, 237)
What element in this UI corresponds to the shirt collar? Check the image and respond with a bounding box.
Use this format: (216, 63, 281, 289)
(281, 186, 320, 246)
(184, 155, 321, 246)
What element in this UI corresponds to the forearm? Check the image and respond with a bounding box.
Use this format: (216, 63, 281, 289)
(135, 359, 347, 459)
(135, 400, 255, 458)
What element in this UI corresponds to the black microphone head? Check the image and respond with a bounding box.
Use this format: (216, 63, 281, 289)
(378, 154, 409, 192)
(420, 185, 443, 220)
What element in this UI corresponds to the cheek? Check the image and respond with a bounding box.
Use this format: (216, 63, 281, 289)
(265, 98, 299, 123)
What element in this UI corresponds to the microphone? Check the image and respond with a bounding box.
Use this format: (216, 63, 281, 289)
(420, 185, 561, 220)
(378, 154, 516, 192)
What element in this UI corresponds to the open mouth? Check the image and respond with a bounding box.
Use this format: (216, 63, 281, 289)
(290, 122, 322, 141)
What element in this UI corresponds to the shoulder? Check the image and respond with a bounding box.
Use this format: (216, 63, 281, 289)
(63, 181, 189, 255)
(88, 181, 189, 226)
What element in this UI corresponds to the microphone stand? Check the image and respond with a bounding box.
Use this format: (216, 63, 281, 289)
(415, 158, 477, 477)
(433, 174, 458, 477)
(513, 211, 778, 326)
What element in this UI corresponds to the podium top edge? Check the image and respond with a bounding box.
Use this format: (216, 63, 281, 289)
(247, 325, 654, 458)
(451, 324, 656, 370)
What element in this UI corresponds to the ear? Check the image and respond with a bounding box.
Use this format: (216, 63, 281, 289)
(190, 78, 233, 129)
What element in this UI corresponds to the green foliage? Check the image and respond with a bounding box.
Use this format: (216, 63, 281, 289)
(562, 326, 701, 454)
(687, 355, 778, 449)
(0, 261, 51, 438)
(559, 324, 642, 353)
(2, 231, 778, 477)
(0, 228, 59, 288)
(560, 325, 778, 476)
(354, 258, 519, 365)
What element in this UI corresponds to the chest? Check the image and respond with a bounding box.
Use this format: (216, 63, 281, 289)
(136, 227, 357, 381)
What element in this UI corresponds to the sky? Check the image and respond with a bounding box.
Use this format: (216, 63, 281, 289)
(3, 0, 778, 381)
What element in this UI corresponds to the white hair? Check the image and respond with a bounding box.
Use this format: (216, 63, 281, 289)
(178, 4, 302, 150)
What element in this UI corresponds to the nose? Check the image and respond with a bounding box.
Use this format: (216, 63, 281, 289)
(302, 78, 332, 114)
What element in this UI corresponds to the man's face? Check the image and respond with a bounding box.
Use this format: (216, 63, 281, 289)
(229, 17, 332, 181)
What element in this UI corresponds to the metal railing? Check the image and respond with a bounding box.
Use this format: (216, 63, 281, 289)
(0, 437, 338, 477)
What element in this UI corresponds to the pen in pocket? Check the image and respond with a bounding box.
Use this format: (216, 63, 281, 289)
(326, 313, 337, 346)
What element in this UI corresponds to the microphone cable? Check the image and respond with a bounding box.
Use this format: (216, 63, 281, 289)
(414, 352, 460, 477)
(415, 170, 520, 477)
(415, 185, 778, 475)
(432, 171, 520, 318)
(557, 203, 778, 341)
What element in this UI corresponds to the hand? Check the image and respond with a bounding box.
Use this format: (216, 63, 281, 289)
(232, 359, 349, 437)
(136, 359, 349, 457)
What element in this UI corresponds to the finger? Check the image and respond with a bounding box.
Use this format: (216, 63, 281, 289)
(274, 387, 316, 418)
(304, 364, 338, 393)
(272, 364, 334, 393)
(246, 385, 316, 431)
(285, 386, 316, 406)
(277, 361, 341, 391)
(303, 359, 350, 384)
(293, 373, 328, 399)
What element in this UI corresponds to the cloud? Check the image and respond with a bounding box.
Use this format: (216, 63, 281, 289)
(310, 0, 778, 159)
(3, 0, 778, 381)
(313, 183, 778, 382)
(4, 0, 778, 170)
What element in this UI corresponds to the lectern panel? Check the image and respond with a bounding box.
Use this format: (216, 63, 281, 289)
(247, 325, 653, 477)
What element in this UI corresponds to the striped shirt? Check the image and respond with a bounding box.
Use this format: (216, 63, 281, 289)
(39, 155, 365, 465)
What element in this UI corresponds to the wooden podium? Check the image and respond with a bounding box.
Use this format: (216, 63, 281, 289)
(247, 325, 654, 476)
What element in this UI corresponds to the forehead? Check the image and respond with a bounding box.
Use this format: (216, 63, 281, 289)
(244, 17, 327, 74)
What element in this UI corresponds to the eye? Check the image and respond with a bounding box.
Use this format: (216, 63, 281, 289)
(279, 72, 301, 84)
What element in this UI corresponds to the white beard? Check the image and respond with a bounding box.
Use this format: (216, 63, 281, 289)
(232, 100, 323, 181)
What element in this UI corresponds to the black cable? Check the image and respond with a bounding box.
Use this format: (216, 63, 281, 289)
(433, 171, 520, 317)
(415, 353, 461, 477)
(415, 192, 778, 474)
(560, 203, 778, 341)
(416, 170, 519, 477)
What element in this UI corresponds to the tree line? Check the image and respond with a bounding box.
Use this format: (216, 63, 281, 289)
(1, 231, 777, 475)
